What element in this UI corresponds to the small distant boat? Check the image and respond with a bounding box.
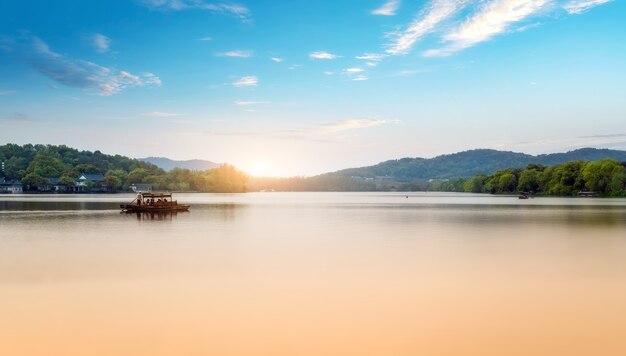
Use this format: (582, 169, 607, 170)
(121, 192, 190, 213)
(518, 191, 531, 199)
(578, 191, 600, 198)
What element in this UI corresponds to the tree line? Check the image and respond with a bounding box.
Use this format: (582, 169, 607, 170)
(0, 144, 247, 193)
(434, 159, 626, 197)
(249, 158, 626, 197)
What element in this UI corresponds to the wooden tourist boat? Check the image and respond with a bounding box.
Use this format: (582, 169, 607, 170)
(121, 192, 190, 213)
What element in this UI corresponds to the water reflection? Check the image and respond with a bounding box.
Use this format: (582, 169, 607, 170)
(1, 193, 626, 356)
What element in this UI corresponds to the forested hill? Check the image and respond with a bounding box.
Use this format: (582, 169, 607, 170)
(0, 144, 247, 192)
(0, 143, 160, 180)
(333, 148, 626, 180)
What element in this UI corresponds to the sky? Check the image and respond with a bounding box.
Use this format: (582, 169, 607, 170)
(0, 0, 625, 176)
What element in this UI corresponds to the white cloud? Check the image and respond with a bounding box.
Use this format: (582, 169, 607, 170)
(217, 50, 253, 58)
(514, 21, 541, 32)
(233, 76, 258, 87)
(142, 111, 183, 117)
(234, 100, 270, 106)
(309, 51, 339, 60)
(141, 72, 162, 86)
(424, 0, 550, 57)
(270, 57, 283, 62)
(140, 0, 251, 20)
(386, 0, 466, 55)
(197, 36, 213, 41)
(563, 0, 612, 14)
(352, 75, 369, 81)
(355, 53, 387, 61)
(91, 33, 111, 53)
(372, 0, 401, 16)
(344, 67, 365, 73)
(9, 36, 160, 96)
(317, 118, 386, 132)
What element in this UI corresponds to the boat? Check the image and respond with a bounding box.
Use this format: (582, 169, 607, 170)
(120, 192, 190, 213)
(578, 191, 600, 198)
(518, 191, 531, 199)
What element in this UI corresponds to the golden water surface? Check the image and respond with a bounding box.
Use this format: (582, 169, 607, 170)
(1, 192, 626, 355)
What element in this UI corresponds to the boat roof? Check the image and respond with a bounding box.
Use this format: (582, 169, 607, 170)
(140, 192, 173, 198)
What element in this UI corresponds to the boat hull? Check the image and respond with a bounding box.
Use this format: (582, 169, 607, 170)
(120, 204, 190, 213)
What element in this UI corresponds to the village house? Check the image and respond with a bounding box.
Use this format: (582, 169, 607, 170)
(76, 173, 106, 192)
(0, 177, 23, 194)
(130, 183, 153, 193)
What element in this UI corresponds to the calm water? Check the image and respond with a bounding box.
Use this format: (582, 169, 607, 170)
(1, 192, 626, 355)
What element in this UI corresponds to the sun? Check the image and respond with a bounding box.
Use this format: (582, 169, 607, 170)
(245, 160, 274, 177)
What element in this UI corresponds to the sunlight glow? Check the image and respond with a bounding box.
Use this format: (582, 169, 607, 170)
(243, 160, 274, 177)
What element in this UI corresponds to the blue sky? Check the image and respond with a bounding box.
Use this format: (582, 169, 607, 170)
(0, 0, 624, 176)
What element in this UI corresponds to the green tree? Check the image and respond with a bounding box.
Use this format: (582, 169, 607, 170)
(463, 174, 488, 193)
(103, 175, 119, 191)
(127, 168, 149, 183)
(59, 175, 76, 186)
(547, 161, 586, 196)
(21, 172, 46, 190)
(497, 173, 517, 193)
(582, 159, 625, 194)
(517, 169, 540, 192)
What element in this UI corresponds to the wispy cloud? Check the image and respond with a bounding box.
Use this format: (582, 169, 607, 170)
(139, 0, 251, 20)
(209, 118, 391, 142)
(315, 118, 388, 133)
(233, 76, 258, 87)
(386, 0, 466, 55)
(0, 90, 15, 96)
(352, 75, 369, 81)
(142, 111, 183, 117)
(197, 36, 213, 41)
(217, 50, 253, 58)
(344, 67, 365, 74)
(234, 100, 270, 106)
(91, 33, 111, 53)
(579, 133, 626, 139)
(355, 53, 387, 61)
(0, 113, 33, 123)
(4, 35, 160, 96)
(563, 0, 612, 14)
(424, 0, 550, 57)
(499, 132, 626, 153)
(270, 57, 283, 62)
(372, 0, 401, 16)
(514, 21, 541, 32)
(387, 69, 430, 77)
(309, 51, 339, 60)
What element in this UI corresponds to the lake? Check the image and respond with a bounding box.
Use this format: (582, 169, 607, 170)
(1, 192, 626, 355)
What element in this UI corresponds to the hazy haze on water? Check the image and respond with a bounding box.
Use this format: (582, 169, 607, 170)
(2, 192, 626, 355)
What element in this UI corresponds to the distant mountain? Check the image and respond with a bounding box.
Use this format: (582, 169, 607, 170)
(140, 157, 219, 171)
(333, 148, 626, 180)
